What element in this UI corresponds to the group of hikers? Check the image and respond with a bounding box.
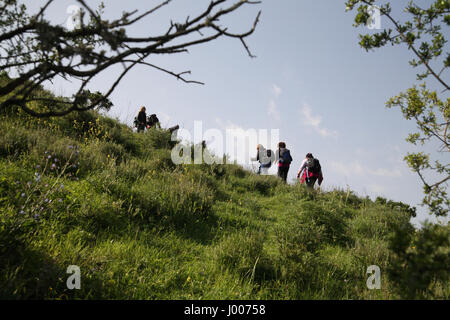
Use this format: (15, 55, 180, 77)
(252, 143, 323, 188)
(134, 107, 323, 187)
(134, 106, 161, 132)
(134, 106, 179, 133)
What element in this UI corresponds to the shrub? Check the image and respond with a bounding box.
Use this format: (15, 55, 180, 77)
(77, 141, 110, 175)
(131, 172, 215, 225)
(98, 141, 127, 164)
(227, 164, 248, 179)
(350, 205, 411, 240)
(27, 139, 82, 179)
(276, 216, 326, 256)
(140, 127, 174, 150)
(247, 175, 281, 196)
(107, 125, 139, 155)
(298, 202, 352, 247)
(213, 230, 271, 282)
(0, 126, 29, 158)
(0, 207, 37, 258)
(387, 222, 449, 299)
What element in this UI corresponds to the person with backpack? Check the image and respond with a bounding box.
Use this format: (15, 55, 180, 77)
(146, 113, 161, 129)
(135, 106, 147, 132)
(251, 144, 274, 175)
(276, 142, 292, 182)
(297, 153, 323, 188)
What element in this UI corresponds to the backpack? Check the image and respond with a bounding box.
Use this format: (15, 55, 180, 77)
(147, 114, 160, 127)
(280, 149, 292, 164)
(133, 116, 139, 128)
(306, 158, 321, 174)
(259, 149, 274, 167)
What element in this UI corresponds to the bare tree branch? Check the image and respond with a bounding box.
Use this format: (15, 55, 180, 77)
(0, 0, 262, 117)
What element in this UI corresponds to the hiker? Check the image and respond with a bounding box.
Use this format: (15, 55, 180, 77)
(276, 142, 292, 182)
(251, 144, 274, 175)
(147, 113, 161, 129)
(135, 106, 147, 132)
(297, 153, 323, 188)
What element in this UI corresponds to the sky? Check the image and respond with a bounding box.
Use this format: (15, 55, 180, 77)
(20, 0, 449, 227)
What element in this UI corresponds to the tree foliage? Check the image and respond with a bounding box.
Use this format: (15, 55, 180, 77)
(0, 0, 261, 117)
(387, 222, 449, 299)
(346, 0, 449, 216)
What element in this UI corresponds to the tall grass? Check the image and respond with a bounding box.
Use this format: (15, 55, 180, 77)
(0, 110, 447, 300)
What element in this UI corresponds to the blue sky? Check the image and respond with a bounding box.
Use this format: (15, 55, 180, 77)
(21, 0, 449, 226)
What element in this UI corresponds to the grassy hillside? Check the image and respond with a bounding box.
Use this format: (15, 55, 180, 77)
(0, 108, 448, 299)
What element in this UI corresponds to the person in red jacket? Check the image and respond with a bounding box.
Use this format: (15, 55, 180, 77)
(297, 153, 323, 188)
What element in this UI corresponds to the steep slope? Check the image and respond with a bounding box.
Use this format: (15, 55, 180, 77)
(0, 109, 446, 299)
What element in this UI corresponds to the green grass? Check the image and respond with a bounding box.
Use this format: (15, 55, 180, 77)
(0, 109, 447, 300)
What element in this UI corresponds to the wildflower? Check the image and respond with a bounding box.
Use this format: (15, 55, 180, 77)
(58, 198, 62, 203)
(19, 210, 25, 214)
(51, 163, 56, 169)
(45, 151, 49, 154)
(48, 155, 51, 159)
(60, 184, 64, 190)
(54, 158, 58, 162)
(21, 193, 26, 197)
(68, 145, 73, 149)
(36, 165, 41, 169)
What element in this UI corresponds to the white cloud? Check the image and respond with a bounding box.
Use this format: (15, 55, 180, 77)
(267, 84, 282, 121)
(329, 161, 365, 177)
(158, 111, 171, 127)
(268, 99, 280, 121)
(215, 117, 244, 131)
(367, 167, 402, 178)
(300, 104, 338, 138)
(368, 184, 387, 194)
(329, 160, 402, 178)
(272, 84, 282, 97)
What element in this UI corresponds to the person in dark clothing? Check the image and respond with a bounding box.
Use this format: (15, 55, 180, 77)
(146, 113, 161, 129)
(137, 106, 147, 132)
(277, 142, 292, 182)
